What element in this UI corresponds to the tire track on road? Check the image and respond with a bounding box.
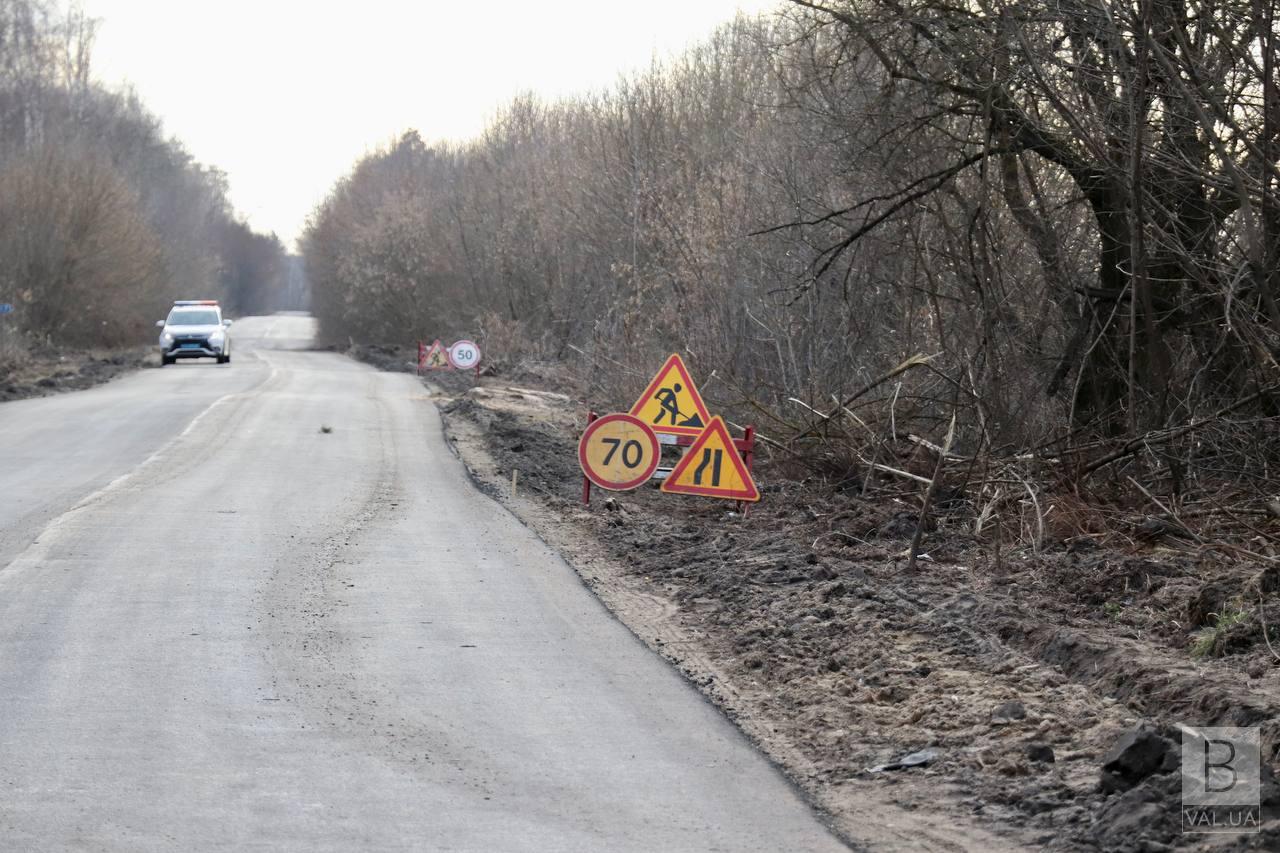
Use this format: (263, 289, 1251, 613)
(252, 372, 486, 786)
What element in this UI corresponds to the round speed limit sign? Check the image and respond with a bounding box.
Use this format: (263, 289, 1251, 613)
(448, 340, 481, 370)
(578, 413, 660, 491)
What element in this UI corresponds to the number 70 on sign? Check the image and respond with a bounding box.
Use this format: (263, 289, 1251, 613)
(577, 413, 661, 491)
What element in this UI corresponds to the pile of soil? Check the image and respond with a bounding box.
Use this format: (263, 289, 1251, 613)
(426, 372, 1279, 850)
(0, 345, 151, 403)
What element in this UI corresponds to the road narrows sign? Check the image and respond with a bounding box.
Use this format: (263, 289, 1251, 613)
(420, 339, 450, 370)
(578, 413, 661, 491)
(448, 339, 481, 370)
(661, 416, 760, 501)
(629, 353, 712, 438)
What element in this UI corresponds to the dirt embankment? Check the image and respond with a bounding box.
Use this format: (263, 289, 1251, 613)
(358, 342, 1279, 851)
(0, 345, 151, 403)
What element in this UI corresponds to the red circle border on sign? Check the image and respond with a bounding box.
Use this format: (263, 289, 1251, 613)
(448, 339, 481, 370)
(577, 413, 661, 491)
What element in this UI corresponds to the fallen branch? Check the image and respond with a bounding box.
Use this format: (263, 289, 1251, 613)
(1261, 591, 1280, 663)
(791, 353, 937, 442)
(1010, 468, 1045, 553)
(906, 432, 969, 461)
(1126, 476, 1204, 544)
(864, 460, 933, 485)
(1082, 385, 1280, 475)
(907, 412, 956, 572)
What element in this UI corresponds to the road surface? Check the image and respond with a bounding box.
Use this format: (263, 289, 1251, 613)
(0, 315, 849, 852)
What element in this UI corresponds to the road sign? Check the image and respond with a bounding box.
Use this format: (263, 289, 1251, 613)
(661, 416, 760, 501)
(578, 413, 661, 491)
(0, 303, 13, 315)
(448, 339, 481, 370)
(420, 339, 450, 370)
(630, 353, 712, 438)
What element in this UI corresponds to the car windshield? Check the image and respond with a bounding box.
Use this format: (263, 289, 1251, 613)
(167, 309, 219, 326)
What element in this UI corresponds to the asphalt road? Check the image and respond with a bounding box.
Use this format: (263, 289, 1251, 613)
(0, 315, 848, 852)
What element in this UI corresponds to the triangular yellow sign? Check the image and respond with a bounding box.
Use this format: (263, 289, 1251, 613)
(661, 416, 760, 501)
(421, 339, 450, 370)
(629, 353, 712, 438)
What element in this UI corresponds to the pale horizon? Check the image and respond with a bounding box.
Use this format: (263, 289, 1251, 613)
(80, 0, 780, 251)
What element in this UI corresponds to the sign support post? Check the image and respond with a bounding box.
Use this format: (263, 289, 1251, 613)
(740, 425, 755, 516)
(581, 411, 598, 505)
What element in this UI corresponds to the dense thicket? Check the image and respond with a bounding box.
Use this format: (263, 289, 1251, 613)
(304, 1, 1280, 501)
(0, 0, 287, 350)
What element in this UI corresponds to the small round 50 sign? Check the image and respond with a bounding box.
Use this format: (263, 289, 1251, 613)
(448, 340, 481, 370)
(578, 413, 660, 491)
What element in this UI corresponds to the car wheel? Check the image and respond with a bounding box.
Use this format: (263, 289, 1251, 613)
(160, 355, 173, 366)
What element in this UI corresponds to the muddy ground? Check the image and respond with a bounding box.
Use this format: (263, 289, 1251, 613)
(355, 345, 1280, 851)
(0, 344, 151, 403)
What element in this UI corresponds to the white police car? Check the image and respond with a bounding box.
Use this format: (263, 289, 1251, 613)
(157, 300, 233, 366)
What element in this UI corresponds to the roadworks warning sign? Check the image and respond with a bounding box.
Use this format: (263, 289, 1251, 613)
(420, 340, 450, 370)
(629, 353, 712, 438)
(661, 416, 760, 501)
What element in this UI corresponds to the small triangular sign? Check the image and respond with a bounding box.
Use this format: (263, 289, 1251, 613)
(421, 339, 450, 370)
(629, 353, 712, 438)
(661, 416, 760, 501)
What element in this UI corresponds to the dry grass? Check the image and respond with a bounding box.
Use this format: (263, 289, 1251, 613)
(0, 323, 29, 374)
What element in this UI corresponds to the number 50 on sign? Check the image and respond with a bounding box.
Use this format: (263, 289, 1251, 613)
(578, 413, 660, 491)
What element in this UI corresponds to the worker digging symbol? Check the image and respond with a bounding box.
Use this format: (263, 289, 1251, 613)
(419, 339, 450, 370)
(630, 354, 713, 438)
(653, 383, 704, 429)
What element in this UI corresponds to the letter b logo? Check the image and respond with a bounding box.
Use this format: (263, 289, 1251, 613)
(1203, 738, 1237, 793)
(1183, 727, 1259, 807)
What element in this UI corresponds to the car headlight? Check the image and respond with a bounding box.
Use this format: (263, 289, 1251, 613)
(208, 332, 225, 345)
(161, 332, 174, 343)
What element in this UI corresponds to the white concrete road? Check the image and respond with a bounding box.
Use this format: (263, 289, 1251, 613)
(0, 315, 849, 852)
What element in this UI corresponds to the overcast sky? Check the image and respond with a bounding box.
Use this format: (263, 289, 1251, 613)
(80, 0, 779, 250)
